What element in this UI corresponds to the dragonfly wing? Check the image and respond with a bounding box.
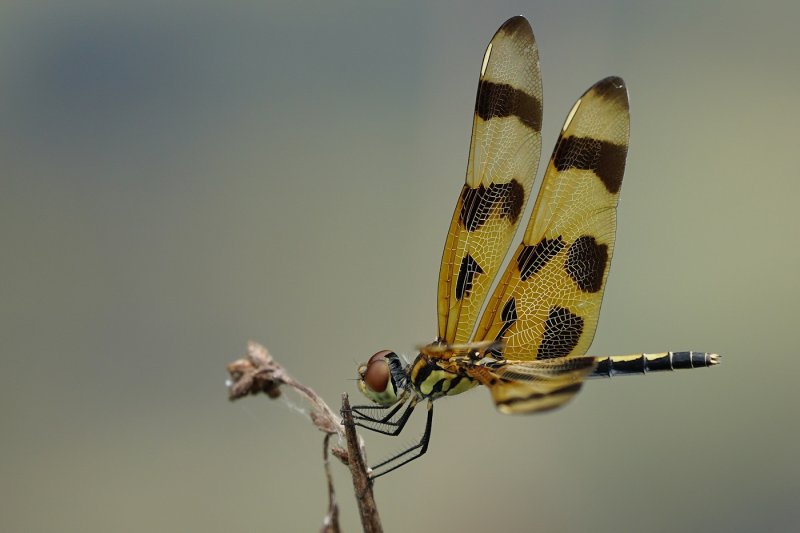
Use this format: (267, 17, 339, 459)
(475, 77, 630, 363)
(468, 356, 597, 414)
(438, 16, 543, 345)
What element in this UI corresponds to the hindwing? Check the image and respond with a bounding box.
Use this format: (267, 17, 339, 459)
(474, 77, 630, 368)
(470, 356, 597, 414)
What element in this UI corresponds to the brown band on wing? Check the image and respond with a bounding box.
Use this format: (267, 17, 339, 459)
(552, 136, 626, 194)
(475, 80, 542, 132)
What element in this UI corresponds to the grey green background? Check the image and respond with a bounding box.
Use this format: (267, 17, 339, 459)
(3, 1, 798, 531)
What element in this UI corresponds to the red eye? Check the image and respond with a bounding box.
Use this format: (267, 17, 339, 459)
(364, 350, 393, 392)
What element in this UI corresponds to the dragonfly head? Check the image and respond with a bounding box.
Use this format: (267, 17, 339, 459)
(357, 350, 404, 405)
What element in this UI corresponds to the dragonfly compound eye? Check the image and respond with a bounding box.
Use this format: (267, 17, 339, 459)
(364, 350, 394, 392)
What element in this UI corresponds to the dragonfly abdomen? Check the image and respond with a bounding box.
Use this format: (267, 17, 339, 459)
(589, 351, 720, 378)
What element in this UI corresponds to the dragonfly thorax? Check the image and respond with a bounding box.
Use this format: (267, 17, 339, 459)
(409, 353, 478, 400)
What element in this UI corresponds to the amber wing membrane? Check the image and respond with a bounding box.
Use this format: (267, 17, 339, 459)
(472, 77, 630, 412)
(437, 16, 543, 345)
(471, 357, 597, 414)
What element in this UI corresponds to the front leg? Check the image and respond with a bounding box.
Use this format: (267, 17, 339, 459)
(349, 398, 417, 436)
(349, 398, 408, 424)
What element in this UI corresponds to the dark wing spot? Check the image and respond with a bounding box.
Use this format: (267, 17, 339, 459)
(494, 297, 517, 343)
(517, 237, 565, 281)
(498, 16, 531, 38)
(503, 180, 525, 223)
(552, 136, 627, 194)
(565, 236, 608, 293)
(475, 80, 542, 132)
(460, 185, 490, 231)
(592, 76, 627, 106)
(537, 306, 584, 359)
(501, 297, 517, 323)
(455, 253, 485, 300)
(459, 180, 525, 232)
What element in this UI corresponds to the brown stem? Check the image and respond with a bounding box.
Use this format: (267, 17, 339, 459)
(226, 341, 382, 532)
(320, 434, 341, 533)
(341, 394, 382, 533)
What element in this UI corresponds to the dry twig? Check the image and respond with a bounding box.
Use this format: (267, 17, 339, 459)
(226, 341, 382, 532)
(321, 434, 341, 533)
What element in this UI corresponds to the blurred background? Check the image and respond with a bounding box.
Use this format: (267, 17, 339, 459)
(2, 0, 798, 531)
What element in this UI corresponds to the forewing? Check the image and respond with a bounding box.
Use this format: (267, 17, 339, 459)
(438, 16, 543, 344)
(474, 77, 630, 361)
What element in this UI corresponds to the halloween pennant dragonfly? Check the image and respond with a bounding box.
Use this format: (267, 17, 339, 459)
(350, 16, 719, 478)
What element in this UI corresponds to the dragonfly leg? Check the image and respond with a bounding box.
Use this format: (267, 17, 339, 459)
(349, 398, 417, 436)
(349, 398, 407, 423)
(368, 399, 434, 479)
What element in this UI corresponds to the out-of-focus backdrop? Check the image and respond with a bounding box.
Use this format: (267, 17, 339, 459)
(2, 1, 798, 531)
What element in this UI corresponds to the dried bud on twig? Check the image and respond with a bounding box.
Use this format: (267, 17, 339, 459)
(225, 341, 381, 532)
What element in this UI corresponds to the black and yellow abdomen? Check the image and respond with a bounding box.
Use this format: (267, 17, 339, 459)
(590, 351, 720, 378)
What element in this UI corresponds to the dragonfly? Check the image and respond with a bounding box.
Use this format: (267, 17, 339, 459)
(349, 15, 719, 479)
